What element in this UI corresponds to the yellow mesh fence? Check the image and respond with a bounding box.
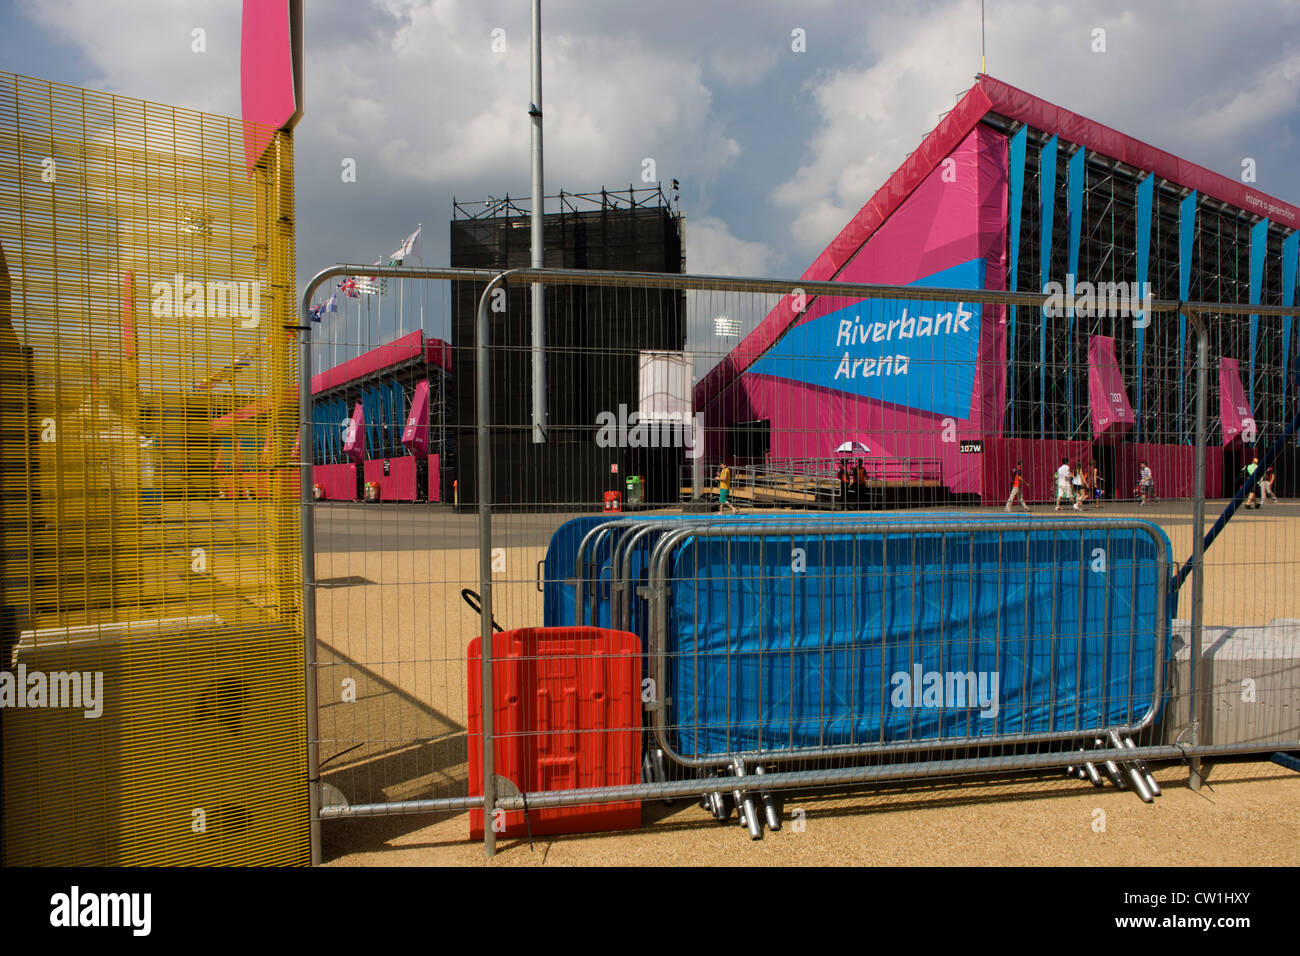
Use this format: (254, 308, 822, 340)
(0, 72, 307, 865)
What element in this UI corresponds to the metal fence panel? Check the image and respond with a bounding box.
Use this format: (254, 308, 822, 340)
(296, 263, 1299, 859)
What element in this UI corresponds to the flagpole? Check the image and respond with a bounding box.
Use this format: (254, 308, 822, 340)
(529, 0, 547, 444)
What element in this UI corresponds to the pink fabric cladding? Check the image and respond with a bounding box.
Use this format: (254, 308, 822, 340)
(311, 331, 450, 395)
(1088, 335, 1134, 440)
(1218, 358, 1254, 445)
(313, 463, 357, 501)
(701, 124, 1009, 495)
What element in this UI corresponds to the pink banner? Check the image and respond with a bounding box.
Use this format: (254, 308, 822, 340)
(240, 0, 300, 172)
(343, 402, 366, 462)
(1218, 358, 1255, 446)
(1088, 335, 1134, 440)
(402, 379, 430, 456)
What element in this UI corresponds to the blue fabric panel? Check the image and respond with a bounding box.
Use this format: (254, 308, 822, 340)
(1179, 191, 1198, 444)
(1038, 135, 1058, 435)
(748, 259, 986, 420)
(1007, 125, 1028, 434)
(1248, 218, 1270, 411)
(1134, 174, 1154, 440)
(1066, 146, 1085, 432)
(665, 522, 1170, 757)
(542, 516, 616, 627)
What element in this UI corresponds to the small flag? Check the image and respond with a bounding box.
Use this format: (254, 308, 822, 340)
(391, 225, 422, 265)
(356, 259, 386, 295)
(324, 292, 338, 313)
(339, 278, 359, 298)
(309, 301, 323, 322)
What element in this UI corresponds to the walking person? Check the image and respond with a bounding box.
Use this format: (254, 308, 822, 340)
(717, 461, 736, 512)
(1260, 464, 1278, 503)
(1136, 460, 1155, 505)
(1243, 456, 1260, 509)
(1054, 457, 1072, 511)
(1005, 459, 1031, 512)
(1089, 459, 1103, 509)
(1071, 460, 1085, 511)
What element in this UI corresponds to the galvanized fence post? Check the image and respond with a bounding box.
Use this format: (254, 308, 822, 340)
(1188, 308, 1208, 791)
(476, 271, 512, 859)
(299, 282, 323, 866)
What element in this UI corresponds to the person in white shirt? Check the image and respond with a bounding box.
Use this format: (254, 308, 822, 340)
(1137, 461, 1155, 504)
(1055, 457, 1072, 511)
(1070, 460, 1085, 511)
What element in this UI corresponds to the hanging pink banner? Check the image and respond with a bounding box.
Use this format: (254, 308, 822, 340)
(402, 379, 430, 456)
(1218, 358, 1255, 446)
(343, 402, 366, 462)
(1088, 335, 1134, 440)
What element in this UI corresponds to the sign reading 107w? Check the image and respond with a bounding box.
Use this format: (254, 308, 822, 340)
(747, 259, 985, 420)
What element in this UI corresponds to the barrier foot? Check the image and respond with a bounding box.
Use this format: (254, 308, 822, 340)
(1122, 735, 1161, 796)
(732, 759, 764, 840)
(1096, 737, 1127, 790)
(755, 765, 782, 831)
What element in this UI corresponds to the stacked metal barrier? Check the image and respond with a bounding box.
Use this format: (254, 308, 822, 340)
(541, 511, 1173, 834)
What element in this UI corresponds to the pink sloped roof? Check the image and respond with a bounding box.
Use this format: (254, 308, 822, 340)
(311, 330, 451, 395)
(694, 74, 1300, 412)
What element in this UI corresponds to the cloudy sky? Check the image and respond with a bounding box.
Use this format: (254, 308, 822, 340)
(4, 0, 1298, 339)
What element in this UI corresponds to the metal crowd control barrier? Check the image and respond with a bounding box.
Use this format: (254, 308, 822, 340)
(643, 518, 1171, 770)
(551, 513, 1174, 808)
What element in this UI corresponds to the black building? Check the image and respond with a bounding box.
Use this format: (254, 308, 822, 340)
(451, 187, 686, 508)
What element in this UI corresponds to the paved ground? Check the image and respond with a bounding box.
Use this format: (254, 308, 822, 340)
(322, 758, 1300, 866)
(311, 498, 1299, 866)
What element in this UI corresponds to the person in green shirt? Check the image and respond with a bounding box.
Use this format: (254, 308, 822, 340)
(1245, 457, 1260, 509)
(717, 462, 736, 512)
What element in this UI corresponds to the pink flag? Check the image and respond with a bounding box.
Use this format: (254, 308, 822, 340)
(1218, 358, 1255, 445)
(402, 379, 430, 456)
(1088, 335, 1134, 440)
(343, 402, 366, 462)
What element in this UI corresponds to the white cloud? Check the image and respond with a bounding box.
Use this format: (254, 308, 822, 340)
(771, 0, 1300, 257)
(683, 216, 775, 277)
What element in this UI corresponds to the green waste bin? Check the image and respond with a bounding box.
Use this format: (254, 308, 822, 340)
(625, 474, 644, 506)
